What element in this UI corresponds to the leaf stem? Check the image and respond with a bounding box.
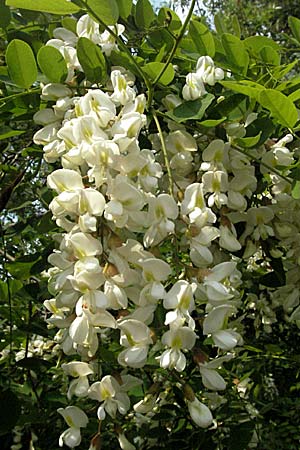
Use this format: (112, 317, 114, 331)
(152, 110, 174, 196)
(0, 87, 41, 107)
(152, 0, 196, 88)
(232, 144, 292, 185)
(80, 0, 153, 107)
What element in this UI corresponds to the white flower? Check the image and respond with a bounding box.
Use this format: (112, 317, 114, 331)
(58, 406, 88, 448)
(77, 14, 101, 43)
(62, 361, 94, 399)
(99, 24, 125, 56)
(144, 194, 178, 247)
(196, 56, 224, 86)
(203, 305, 236, 334)
(118, 433, 136, 450)
(88, 375, 130, 420)
(219, 224, 241, 252)
(182, 72, 207, 100)
(160, 325, 196, 372)
(118, 319, 153, 368)
(165, 130, 197, 154)
(41, 83, 72, 100)
(110, 70, 136, 105)
(65, 232, 102, 259)
(75, 90, 116, 128)
(187, 397, 213, 428)
(163, 281, 195, 329)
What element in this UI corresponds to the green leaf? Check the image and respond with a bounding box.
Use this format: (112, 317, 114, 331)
(244, 35, 280, 55)
(292, 180, 300, 199)
(117, 0, 132, 19)
(212, 93, 248, 121)
(0, 2, 11, 29)
(0, 279, 23, 300)
(220, 80, 265, 100)
(272, 60, 298, 81)
(86, 0, 119, 25)
(288, 16, 300, 44)
(231, 14, 241, 38)
(259, 89, 298, 128)
(246, 117, 275, 146)
(288, 89, 300, 103)
(158, 7, 182, 31)
(189, 20, 215, 57)
(0, 390, 21, 435)
(61, 17, 77, 34)
(6, 39, 37, 88)
(198, 117, 226, 127)
(0, 126, 25, 140)
(235, 132, 262, 148)
(5, 0, 80, 14)
(135, 0, 155, 29)
(221, 33, 249, 75)
(6, 255, 41, 280)
(259, 46, 280, 66)
(37, 46, 68, 83)
(16, 357, 52, 370)
(143, 62, 174, 85)
(243, 345, 263, 353)
(77, 37, 107, 84)
(166, 94, 215, 123)
(260, 271, 285, 288)
(110, 50, 143, 77)
(214, 12, 227, 34)
(224, 421, 255, 450)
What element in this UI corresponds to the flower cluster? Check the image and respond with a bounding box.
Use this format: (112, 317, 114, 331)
(32, 11, 300, 449)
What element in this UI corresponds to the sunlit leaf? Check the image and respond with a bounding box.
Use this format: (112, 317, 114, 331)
(166, 94, 215, 123)
(143, 61, 174, 85)
(135, 0, 155, 29)
(288, 16, 300, 44)
(220, 80, 265, 100)
(6, 39, 37, 88)
(77, 37, 107, 84)
(5, 0, 80, 14)
(221, 33, 249, 75)
(259, 89, 298, 128)
(189, 20, 215, 57)
(37, 46, 68, 83)
(86, 0, 119, 25)
(117, 0, 132, 19)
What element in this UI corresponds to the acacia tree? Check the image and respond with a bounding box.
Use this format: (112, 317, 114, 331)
(1, 0, 300, 449)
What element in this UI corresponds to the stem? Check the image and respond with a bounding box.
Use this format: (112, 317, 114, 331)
(80, 0, 153, 106)
(155, 110, 292, 185)
(0, 88, 41, 106)
(152, 0, 196, 88)
(152, 110, 174, 197)
(0, 225, 13, 378)
(232, 144, 293, 185)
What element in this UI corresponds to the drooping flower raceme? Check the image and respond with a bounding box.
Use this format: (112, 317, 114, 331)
(32, 10, 298, 448)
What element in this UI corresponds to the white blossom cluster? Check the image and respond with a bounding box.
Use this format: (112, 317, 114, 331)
(32, 14, 300, 449)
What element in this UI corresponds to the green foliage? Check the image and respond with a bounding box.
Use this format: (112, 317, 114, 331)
(143, 61, 174, 85)
(77, 37, 107, 84)
(259, 89, 298, 128)
(5, 39, 37, 88)
(221, 33, 249, 75)
(86, 0, 119, 25)
(5, 0, 80, 14)
(37, 46, 68, 83)
(189, 20, 215, 57)
(1, 1, 300, 449)
(135, 0, 155, 29)
(166, 95, 215, 123)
